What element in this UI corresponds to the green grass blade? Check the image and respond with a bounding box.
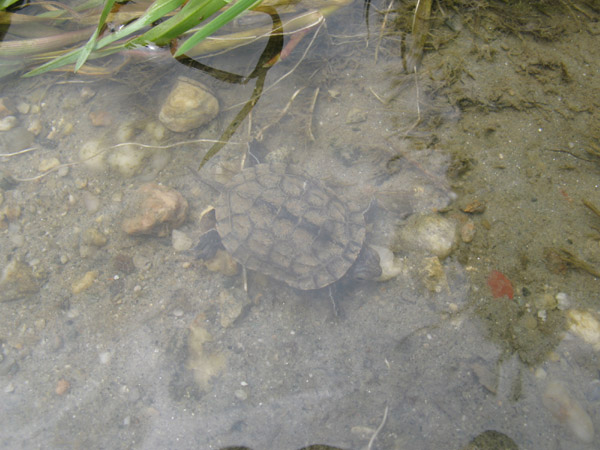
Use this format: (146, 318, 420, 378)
(174, 0, 262, 57)
(74, 0, 117, 72)
(24, 0, 184, 76)
(0, 0, 22, 10)
(132, 0, 225, 46)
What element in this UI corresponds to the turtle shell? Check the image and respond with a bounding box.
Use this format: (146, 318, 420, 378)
(214, 163, 366, 290)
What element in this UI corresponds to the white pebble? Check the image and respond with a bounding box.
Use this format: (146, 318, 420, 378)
(79, 139, 106, 171)
(99, 351, 112, 364)
(0, 116, 17, 131)
(555, 292, 570, 310)
(172, 229, 193, 252)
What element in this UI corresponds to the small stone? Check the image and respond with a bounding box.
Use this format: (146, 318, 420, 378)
(82, 227, 107, 247)
(345, 108, 367, 124)
(16, 101, 30, 115)
(38, 157, 60, 172)
(204, 249, 238, 277)
(4, 382, 15, 393)
(122, 183, 188, 237)
(462, 199, 486, 214)
(107, 145, 146, 177)
(419, 256, 449, 293)
(567, 309, 600, 350)
(80, 87, 96, 100)
(234, 389, 248, 400)
(371, 245, 404, 281)
(79, 139, 106, 171)
(133, 254, 151, 271)
(82, 191, 100, 213)
(172, 229, 193, 252)
(55, 378, 70, 395)
(2, 204, 20, 221)
(555, 292, 570, 310)
(217, 289, 246, 328)
(0, 116, 17, 131)
(0, 260, 41, 302)
(533, 293, 557, 311)
(460, 220, 476, 243)
(396, 214, 457, 259)
(99, 352, 111, 364)
(159, 77, 219, 132)
(27, 117, 42, 136)
(71, 270, 98, 294)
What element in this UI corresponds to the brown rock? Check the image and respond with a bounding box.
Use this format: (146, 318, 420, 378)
(55, 378, 70, 395)
(122, 183, 188, 237)
(158, 77, 219, 132)
(89, 110, 112, 127)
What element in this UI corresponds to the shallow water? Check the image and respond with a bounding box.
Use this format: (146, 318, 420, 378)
(1, 1, 599, 449)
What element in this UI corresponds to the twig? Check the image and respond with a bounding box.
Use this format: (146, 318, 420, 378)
(11, 139, 235, 182)
(367, 404, 389, 450)
(307, 87, 320, 141)
(375, 0, 394, 64)
(583, 199, 600, 219)
(255, 87, 304, 141)
(0, 147, 37, 157)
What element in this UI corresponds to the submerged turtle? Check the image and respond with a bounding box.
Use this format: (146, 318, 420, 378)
(196, 162, 381, 290)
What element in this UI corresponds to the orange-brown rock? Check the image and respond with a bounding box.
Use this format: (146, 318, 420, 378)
(122, 183, 188, 237)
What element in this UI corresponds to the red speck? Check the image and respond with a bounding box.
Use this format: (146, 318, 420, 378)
(487, 270, 514, 299)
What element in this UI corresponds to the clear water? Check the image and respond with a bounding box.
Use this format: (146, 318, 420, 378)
(1, 1, 599, 449)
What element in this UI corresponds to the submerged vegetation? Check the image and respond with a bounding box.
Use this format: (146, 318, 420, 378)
(0, 0, 351, 79)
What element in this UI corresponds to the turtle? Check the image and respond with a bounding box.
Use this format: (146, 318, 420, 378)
(196, 162, 382, 291)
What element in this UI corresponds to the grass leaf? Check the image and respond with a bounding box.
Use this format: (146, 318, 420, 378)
(74, 0, 117, 72)
(174, 0, 262, 57)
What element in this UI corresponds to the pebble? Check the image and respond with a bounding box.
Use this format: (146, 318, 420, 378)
(555, 292, 570, 310)
(82, 191, 100, 213)
(172, 229, 193, 252)
(38, 157, 60, 173)
(4, 382, 15, 393)
(0, 116, 17, 131)
(82, 227, 108, 247)
(71, 270, 98, 294)
(234, 389, 248, 400)
(16, 101, 30, 114)
(107, 144, 146, 177)
(533, 293, 556, 310)
(122, 183, 188, 237)
(27, 117, 42, 136)
(542, 380, 594, 443)
(371, 245, 404, 281)
(217, 289, 246, 328)
(460, 220, 476, 243)
(395, 213, 457, 259)
(79, 139, 106, 171)
(89, 110, 112, 127)
(204, 249, 238, 277)
(0, 260, 41, 302)
(159, 77, 219, 132)
(345, 108, 367, 124)
(99, 351, 112, 364)
(55, 378, 70, 395)
(567, 309, 600, 350)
